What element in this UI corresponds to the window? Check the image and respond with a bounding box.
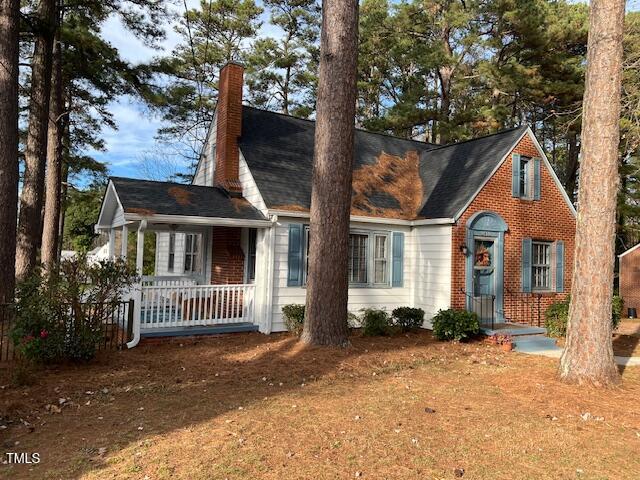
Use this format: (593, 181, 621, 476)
(520, 156, 531, 198)
(184, 234, 200, 273)
(168, 233, 175, 272)
(532, 241, 552, 290)
(246, 228, 257, 283)
(373, 234, 389, 284)
(349, 234, 369, 284)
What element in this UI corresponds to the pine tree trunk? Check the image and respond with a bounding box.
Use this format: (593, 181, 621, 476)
(0, 0, 20, 303)
(559, 0, 625, 386)
(41, 30, 64, 272)
(16, 0, 57, 281)
(564, 131, 580, 203)
(301, 0, 359, 346)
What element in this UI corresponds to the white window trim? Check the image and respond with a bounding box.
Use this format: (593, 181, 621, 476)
(531, 240, 553, 292)
(168, 232, 175, 273)
(184, 233, 201, 274)
(519, 156, 534, 200)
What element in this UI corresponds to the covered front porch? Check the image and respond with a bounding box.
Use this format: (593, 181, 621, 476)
(96, 178, 274, 344)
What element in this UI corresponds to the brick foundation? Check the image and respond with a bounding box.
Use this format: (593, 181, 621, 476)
(451, 133, 576, 324)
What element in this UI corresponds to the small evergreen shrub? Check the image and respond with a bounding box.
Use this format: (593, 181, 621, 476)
(361, 308, 391, 336)
(431, 308, 480, 342)
(392, 307, 425, 332)
(544, 295, 624, 338)
(282, 304, 305, 335)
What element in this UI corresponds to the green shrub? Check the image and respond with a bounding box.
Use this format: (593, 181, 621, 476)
(282, 304, 305, 335)
(544, 298, 569, 338)
(544, 295, 624, 338)
(361, 308, 391, 336)
(11, 256, 138, 363)
(392, 307, 425, 332)
(431, 308, 480, 342)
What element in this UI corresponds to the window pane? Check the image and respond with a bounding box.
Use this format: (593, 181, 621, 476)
(247, 229, 257, 282)
(349, 234, 368, 284)
(374, 235, 388, 284)
(532, 241, 551, 289)
(520, 158, 530, 197)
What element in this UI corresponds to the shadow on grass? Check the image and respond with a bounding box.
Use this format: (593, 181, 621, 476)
(0, 330, 449, 479)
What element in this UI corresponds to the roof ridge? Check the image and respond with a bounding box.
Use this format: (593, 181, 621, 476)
(242, 105, 439, 149)
(110, 176, 222, 191)
(424, 125, 528, 153)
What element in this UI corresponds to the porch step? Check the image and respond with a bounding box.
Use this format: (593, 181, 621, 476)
(140, 322, 259, 338)
(481, 325, 546, 337)
(513, 335, 562, 355)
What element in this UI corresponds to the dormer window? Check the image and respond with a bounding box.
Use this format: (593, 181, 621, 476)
(519, 156, 531, 198)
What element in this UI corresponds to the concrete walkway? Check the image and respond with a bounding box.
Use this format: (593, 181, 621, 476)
(514, 335, 640, 366)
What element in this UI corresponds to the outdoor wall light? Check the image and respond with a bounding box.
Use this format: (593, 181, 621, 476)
(459, 244, 469, 256)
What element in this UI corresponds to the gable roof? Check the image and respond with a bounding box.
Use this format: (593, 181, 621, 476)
(109, 177, 267, 221)
(238, 106, 529, 219)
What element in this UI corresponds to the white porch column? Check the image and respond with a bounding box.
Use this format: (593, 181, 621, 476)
(108, 228, 116, 259)
(121, 224, 129, 258)
(136, 220, 147, 274)
(127, 220, 147, 349)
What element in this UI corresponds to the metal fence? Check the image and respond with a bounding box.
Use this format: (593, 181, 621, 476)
(460, 289, 496, 329)
(503, 288, 543, 326)
(0, 300, 134, 363)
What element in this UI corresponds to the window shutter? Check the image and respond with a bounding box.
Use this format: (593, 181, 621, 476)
(522, 237, 532, 293)
(512, 153, 521, 197)
(555, 240, 564, 293)
(287, 224, 303, 286)
(392, 232, 404, 287)
(533, 158, 541, 200)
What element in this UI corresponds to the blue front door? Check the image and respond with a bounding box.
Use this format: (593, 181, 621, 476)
(472, 239, 495, 322)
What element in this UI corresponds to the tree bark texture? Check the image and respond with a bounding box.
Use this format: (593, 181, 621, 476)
(0, 0, 20, 303)
(41, 31, 64, 271)
(16, 0, 57, 281)
(559, 0, 625, 386)
(302, 0, 359, 346)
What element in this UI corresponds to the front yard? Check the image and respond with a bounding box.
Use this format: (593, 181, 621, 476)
(1, 330, 640, 479)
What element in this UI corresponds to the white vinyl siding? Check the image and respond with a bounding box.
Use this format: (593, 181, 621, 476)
(411, 225, 453, 329)
(270, 219, 418, 333)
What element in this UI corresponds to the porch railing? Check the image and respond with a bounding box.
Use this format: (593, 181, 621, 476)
(503, 287, 543, 327)
(141, 275, 199, 287)
(460, 289, 496, 329)
(140, 283, 255, 329)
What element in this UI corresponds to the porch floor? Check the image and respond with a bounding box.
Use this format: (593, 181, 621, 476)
(141, 322, 259, 338)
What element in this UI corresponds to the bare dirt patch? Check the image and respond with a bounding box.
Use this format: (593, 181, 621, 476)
(1, 331, 639, 479)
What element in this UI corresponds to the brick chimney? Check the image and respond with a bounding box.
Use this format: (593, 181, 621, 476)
(214, 62, 244, 194)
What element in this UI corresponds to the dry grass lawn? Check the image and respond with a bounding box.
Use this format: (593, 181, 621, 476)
(1, 331, 640, 480)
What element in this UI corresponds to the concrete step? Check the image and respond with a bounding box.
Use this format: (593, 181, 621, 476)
(481, 325, 547, 337)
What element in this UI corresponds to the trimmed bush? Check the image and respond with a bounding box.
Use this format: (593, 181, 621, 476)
(431, 308, 480, 342)
(392, 307, 425, 332)
(544, 295, 624, 338)
(282, 304, 305, 335)
(361, 308, 391, 336)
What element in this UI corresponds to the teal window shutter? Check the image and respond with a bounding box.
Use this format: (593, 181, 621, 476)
(287, 224, 303, 286)
(533, 158, 541, 200)
(555, 240, 564, 293)
(392, 232, 404, 287)
(512, 153, 521, 197)
(522, 237, 532, 293)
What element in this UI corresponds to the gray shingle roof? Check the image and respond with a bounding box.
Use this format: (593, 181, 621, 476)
(239, 106, 528, 219)
(110, 177, 267, 221)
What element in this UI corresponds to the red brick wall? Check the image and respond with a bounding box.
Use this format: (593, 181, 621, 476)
(451, 133, 576, 324)
(211, 227, 245, 284)
(620, 247, 640, 314)
(214, 62, 243, 193)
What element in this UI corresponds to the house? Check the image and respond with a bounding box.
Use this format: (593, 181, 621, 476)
(619, 244, 640, 317)
(96, 62, 576, 346)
